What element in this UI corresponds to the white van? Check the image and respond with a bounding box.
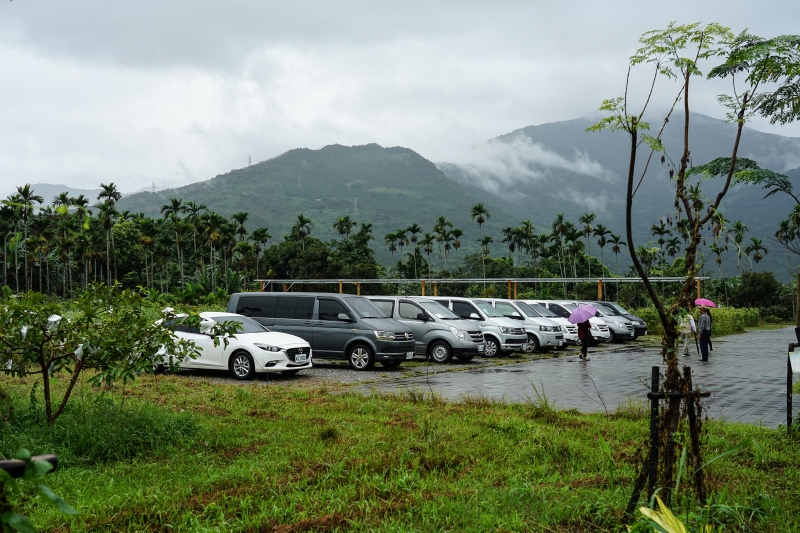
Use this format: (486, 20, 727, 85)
(513, 300, 580, 346)
(529, 300, 612, 344)
(482, 298, 564, 352)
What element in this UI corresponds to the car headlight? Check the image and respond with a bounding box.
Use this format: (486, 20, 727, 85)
(499, 326, 512, 334)
(374, 331, 397, 340)
(614, 321, 624, 327)
(591, 325, 599, 331)
(254, 343, 282, 352)
(448, 326, 466, 341)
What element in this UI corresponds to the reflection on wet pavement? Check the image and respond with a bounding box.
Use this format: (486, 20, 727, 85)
(356, 327, 797, 427)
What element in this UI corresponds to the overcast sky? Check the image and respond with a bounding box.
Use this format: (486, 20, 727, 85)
(1, 1, 799, 196)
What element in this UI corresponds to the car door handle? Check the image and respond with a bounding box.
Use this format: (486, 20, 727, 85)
(314, 322, 323, 326)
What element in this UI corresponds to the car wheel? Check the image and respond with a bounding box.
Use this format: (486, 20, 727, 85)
(229, 351, 255, 380)
(347, 344, 375, 371)
(282, 369, 301, 375)
(525, 335, 540, 353)
(429, 341, 453, 363)
(483, 337, 499, 357)
(380, 360, 402, 368)
(456, 355, 475, 362)
(609, 330, 617, 343)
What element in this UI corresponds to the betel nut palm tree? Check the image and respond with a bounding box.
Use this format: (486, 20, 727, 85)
(471, 203, 491, 280)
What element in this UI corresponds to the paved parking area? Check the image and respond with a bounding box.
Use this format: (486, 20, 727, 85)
(356, 327, 798, 427)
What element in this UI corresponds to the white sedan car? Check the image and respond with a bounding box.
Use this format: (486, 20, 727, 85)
(163, 312, 312, 380)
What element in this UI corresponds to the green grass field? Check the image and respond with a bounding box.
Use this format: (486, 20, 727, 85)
(1, 372, 798, 532)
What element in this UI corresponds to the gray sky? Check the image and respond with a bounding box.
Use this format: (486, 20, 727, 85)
(1, 0, 798, 196)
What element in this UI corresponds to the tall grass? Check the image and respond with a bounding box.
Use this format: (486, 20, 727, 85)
(0, 391, 200, 466)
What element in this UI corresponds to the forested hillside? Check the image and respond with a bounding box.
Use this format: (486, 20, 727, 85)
(117, 144, 525, 264)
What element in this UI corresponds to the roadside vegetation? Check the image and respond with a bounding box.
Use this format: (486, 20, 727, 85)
(1, 374, 798, 532)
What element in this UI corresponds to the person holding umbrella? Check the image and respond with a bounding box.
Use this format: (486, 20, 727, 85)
(695, 298, 717, 356)
(698, 306, 712, 362)
(568, 304, 597, 361)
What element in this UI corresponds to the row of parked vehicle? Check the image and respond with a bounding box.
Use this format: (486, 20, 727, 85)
(161, 292, 648, 380)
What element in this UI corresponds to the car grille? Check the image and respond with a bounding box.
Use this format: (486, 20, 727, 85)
(564, 325, 578, 334)
(286, 347, 310, 362)
(512, 328, 525, 335)
(468, 331, 484, 343)
(626, 324, 634, 331)
(597, 325, 609, 332)
(395, 332, 414, 341)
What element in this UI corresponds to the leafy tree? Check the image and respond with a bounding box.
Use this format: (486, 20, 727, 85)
(0, 285, 211, 425)
(588, 22, 800, 506)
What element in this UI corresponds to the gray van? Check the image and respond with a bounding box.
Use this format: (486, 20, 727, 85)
(227, 292, 415, 370)
(434, 297, 528, 357)
(367, 296, 486, 363)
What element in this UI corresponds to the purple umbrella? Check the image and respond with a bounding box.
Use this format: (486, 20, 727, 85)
(568, 304, 597, 324)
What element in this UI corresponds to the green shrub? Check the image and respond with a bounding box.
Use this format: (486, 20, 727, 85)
(632, 307, 760, 336)
(0, 393, 201, 466)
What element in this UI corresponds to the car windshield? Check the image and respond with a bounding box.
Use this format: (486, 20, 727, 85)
(605, 302, 630, 315)
(418, 300, 460, 319)
(529, 303, 558, 318)
(514, 302, 542, 317)
(346, 297, 387, 319)
(597, 303, 621, 316)
(212, 315, 269, 333)
(474, 300, 503, 317)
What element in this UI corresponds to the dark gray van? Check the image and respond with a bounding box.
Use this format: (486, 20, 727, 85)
(227, 292, 415, 371)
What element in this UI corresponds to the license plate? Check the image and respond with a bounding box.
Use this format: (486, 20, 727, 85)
(295, 354, 307, 363)
(478, 344, 485, 352)
(405, 352, 414, 359)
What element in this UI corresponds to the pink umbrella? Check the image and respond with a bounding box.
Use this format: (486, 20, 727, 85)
(568, 304, 597, 324)
(694, 298, 717, 308)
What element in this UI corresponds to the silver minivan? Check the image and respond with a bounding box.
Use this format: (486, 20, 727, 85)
(434, 297, 528, 357)
(482, 299, 564, 352)
(367, 296, 486, 363)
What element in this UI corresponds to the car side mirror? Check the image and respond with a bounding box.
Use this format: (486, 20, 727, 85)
(511, 312, 522, 320)
(416, 313, 428, 322)
(469, 313, 481, 320)
(337, 313, 352, 322)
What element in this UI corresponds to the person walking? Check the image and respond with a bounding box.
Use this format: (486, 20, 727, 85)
(679, 308, 696, 357)
(708, 309, 714, 352)
(577, 319, 592, 361)
(698, 306, 712, 362)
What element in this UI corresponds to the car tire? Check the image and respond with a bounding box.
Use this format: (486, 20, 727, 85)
(609, 330, 617, 343)
(380, 360, 402, 368)
(483, 337, 499, 357)
(347, 344, 375, 371)
(282, 369, 301, 375)
(456, 355, 475, 362)
(229, 351, 256, 380)
(429, 341, 453, 364)
(525, 335, 540, 353)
